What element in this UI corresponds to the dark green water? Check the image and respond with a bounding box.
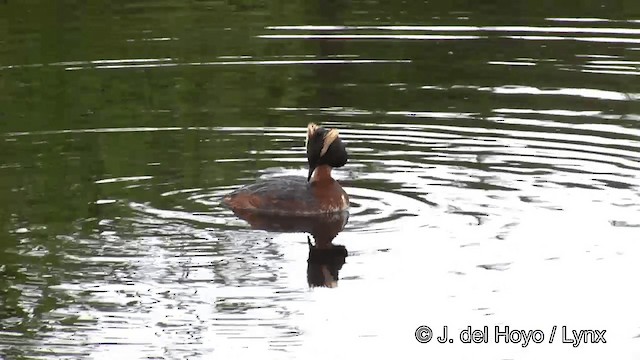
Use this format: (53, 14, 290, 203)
(1, 1, 640, 359)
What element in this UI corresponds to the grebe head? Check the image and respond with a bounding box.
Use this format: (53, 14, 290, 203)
(305, 123, 348, 181)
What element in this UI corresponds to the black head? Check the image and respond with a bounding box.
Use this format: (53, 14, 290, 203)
(305, 123, 348, 181)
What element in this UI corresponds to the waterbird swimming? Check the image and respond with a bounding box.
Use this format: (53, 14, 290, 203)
(223, 123, 349, 215)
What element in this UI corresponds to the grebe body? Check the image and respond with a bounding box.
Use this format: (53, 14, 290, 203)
(223, 123, 349, 216)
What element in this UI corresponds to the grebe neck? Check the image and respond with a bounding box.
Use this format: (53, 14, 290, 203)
(311, 164, 334, 183)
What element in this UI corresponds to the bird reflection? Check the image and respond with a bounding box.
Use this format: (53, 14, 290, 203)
(229, 208, 349, 288)
(306, 234, 348, 288)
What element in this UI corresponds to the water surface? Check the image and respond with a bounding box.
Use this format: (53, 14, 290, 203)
(1, 1, 640, 359)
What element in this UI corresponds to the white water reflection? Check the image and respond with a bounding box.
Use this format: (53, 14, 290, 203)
(488, 61, 536, 66)
(64, 59, 411, 71)
(1, 58, 411, 72)
(505, 35, 640, 44)
(479, 85, 639, 101)
(266, 25, 640, 35)
(258, 34, 482, 40)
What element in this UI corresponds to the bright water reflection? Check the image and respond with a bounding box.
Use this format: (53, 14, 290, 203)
(1, 1, 640, 359)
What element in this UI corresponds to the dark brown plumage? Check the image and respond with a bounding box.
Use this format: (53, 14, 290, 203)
(223, 123, 349, 216)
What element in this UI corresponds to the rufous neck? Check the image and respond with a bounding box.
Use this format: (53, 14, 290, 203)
(311, 164, 333, 183)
